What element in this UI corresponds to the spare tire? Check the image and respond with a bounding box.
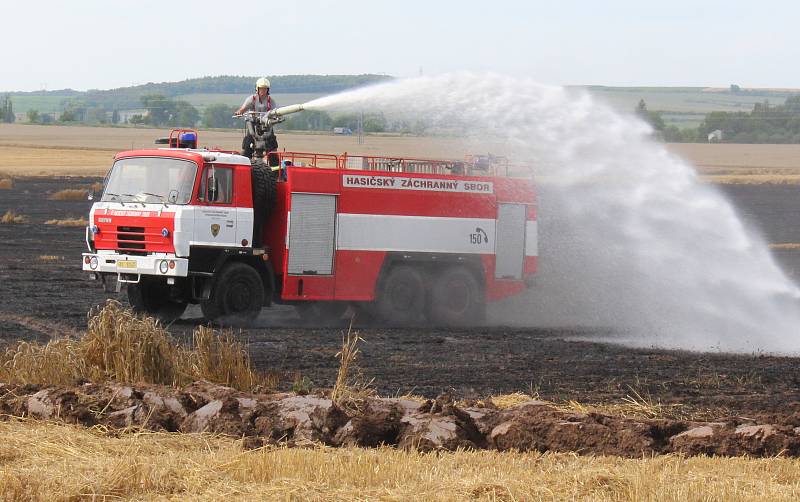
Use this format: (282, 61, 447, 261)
(251, 159, 277, 247)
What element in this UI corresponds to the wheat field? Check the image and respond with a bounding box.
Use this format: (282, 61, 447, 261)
(0, 420, 797, 501)
(3, 123, 799, 180)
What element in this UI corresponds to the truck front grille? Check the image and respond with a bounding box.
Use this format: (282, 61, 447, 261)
(117, 226, 146, 252)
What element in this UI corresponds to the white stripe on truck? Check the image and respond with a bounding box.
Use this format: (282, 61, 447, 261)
(334, 213, 537, 256)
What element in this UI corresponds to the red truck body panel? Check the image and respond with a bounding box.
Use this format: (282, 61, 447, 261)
(264, 161, 537, 303)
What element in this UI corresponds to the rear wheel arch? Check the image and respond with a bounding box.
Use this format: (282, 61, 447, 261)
(189, 247, 274, 305)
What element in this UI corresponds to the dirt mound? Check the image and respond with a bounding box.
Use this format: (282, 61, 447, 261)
(3, 381, 800, 458)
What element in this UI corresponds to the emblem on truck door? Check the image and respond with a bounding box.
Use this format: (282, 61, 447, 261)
(211, 224, 220, 237)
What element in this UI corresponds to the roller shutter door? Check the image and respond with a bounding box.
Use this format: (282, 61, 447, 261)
(495, 204, 526, 279)
(287, 193, 337, 275)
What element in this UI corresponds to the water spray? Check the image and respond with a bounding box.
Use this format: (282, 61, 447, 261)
(299, 73, 800, 354)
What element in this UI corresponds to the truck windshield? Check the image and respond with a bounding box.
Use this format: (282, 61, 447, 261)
(102, 157, 197, 204)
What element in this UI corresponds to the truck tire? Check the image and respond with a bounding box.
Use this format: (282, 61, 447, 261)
(295, 301, 348, 325)
(251, 159, 277, 247)
(251, 159, 277, 214)
(375, 265, 427, 325)
(200, 262, 264, 324)
(428, 266, 484, 326)
(127, 279, 187, 323)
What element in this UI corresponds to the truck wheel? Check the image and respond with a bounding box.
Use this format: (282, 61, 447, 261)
(251, 159, 277, 247)
(295, 302, 348, 325)
(127, 279, 187, 323)
(251, 159, 277, 214)
(428, 266, 484, 326)
(375, 265, 427, 325)
(200, 262, 264, 324)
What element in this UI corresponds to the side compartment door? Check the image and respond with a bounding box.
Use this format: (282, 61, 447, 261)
(495, 203, 526, 280)
(287, 193, 337, 275)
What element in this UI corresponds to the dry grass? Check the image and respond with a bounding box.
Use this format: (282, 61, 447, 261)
(187, 325, 266, 390)
(701, 175, 800, 185)
(44, 217, 89, 226)
(770, 243, 800, 250)
(0, 210, 29, 224)
(563, 388, 689, 420)
(2, 124, 800, 179)
(0, 301, 272, 391)
(0, 419, 799, 501)
(483, 387, 692, 421)
(0, 178, 13, 189)
(330, 326, 375, 407)
(48, 188, 88, 200)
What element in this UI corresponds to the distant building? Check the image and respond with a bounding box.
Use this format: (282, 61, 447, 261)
(708, 129, 723, 143)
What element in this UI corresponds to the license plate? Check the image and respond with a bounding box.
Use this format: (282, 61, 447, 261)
(117, 260, 137, 269)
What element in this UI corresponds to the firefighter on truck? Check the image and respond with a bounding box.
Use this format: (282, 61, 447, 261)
(236, 77, 279, 163)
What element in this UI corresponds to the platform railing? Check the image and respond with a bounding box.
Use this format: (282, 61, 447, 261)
(275, 151, 510, 177)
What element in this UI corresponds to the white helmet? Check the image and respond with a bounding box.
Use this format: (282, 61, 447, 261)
(256, 77, 271, 89)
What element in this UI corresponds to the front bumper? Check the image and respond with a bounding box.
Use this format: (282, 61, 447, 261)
(82, 253, 189, 282)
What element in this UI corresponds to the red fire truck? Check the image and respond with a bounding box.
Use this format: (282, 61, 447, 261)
(82, 128, 537, 325)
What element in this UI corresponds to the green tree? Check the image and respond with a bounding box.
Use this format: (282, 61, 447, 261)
(86, 106, 108, 124)
(1, 95, 14, 123)
(27, 109, 40, 123)
(59, 109, 77, 122)
(111, 109, 120, 124)
(171, 100, 199, 127)
(634, 99, 665, 132)
(202, 103, 238, 128)
(280, 110, 333, 131)
(362, 112, 387, 133)
(140, 94, 172, 125)
(140, 94, 198, 127)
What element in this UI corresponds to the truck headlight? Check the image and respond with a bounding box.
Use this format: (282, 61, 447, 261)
(89, 256, 98, 270)
(159, 260, 169, 274)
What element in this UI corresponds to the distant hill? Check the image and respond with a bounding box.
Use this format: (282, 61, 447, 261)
(5, 74, 393, 112)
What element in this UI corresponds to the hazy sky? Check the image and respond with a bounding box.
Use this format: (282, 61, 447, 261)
(4, 0, 800, 92)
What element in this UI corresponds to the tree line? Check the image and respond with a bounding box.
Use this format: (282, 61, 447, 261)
(8, 75, 391, 112)
(638, 95, 800, 143)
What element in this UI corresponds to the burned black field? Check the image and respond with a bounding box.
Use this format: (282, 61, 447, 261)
(2, 176, 800, 417)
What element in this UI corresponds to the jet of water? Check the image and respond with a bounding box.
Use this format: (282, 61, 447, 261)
(306, 74, 800, 354)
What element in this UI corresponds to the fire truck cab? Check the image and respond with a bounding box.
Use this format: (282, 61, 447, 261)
(82, 130, 537, 325)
